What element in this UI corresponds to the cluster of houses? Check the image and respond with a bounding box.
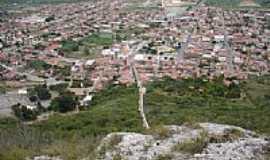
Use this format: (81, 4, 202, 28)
(129, 5, 270, 84)
(0, 0, 269, 94)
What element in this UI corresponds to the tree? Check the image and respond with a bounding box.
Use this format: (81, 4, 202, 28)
(45, 15, 55, 22)
(49, 93, 77, 113)
(29, 85, 51, 101)
(226, 83, 241, 99)
(35, 86, 51, 100)
(29, 95, 38, 102)
(11, 104, 38, 121)
(49, 83, 68, 93)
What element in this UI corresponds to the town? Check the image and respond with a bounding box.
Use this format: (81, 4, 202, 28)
(0, 0, 269, 118)
(0, 0, 270, 160)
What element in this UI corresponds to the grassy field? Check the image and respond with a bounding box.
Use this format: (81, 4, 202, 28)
(60, 32, 113, 58)
(0, 75, 270, 159)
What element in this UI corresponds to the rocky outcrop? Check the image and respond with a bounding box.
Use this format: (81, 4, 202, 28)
(96, 123, 270, 160)
(27, 155, 63, 160)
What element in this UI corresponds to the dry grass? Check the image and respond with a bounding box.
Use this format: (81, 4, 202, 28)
(209, 128, 244, 143)
(183, 121, 202, 129)
(145, 126, 171, 139)
(155, 154, 173, 160)
(96, 134, 122, 159)
(173, 131, 208, 154)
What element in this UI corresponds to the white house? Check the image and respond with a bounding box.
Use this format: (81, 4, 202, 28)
(18, 88, 28, 95)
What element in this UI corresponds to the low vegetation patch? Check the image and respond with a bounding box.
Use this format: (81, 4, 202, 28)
(26, 60, 51, 71)
(173, 127, 244, 155)
(173, 131, 208, 154)
(145, 125, 171, 139)
(107, 134, 123, 151)
(97, 134, 122, 159)
(156, 154, 173, 160)
(112, 153, 123, 160)
(208, 128, 244, 143)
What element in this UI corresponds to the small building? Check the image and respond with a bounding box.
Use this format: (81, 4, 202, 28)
(26, 105, 37, 110)
(214, 35, 225, 42)
(18, 88, 28, 95)
(80, 95, 93, 106)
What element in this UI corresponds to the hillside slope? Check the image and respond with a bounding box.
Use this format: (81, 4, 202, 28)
(1, 76, 270, 159)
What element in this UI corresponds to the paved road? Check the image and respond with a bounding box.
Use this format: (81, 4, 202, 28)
(221, 12, 234, 73)
(176, 33, 192, 64)
(175, 0, 205, 64)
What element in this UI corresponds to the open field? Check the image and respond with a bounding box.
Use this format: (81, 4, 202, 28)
(60, 32, 113, 58)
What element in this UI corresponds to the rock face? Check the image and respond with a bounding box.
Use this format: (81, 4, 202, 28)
(96, 123, 270, 160)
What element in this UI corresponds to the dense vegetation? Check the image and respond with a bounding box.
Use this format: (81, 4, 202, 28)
(145, 76, 270, 134)
(28, 85, 52, 101)
(26, 60, 51, 71)
(0, 76, 270, 159)
(11, 103, 39, 121)
(48, 92, 78, 113)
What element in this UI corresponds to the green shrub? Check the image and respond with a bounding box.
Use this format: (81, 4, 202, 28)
(28, 85, 51, 101)
(208, 128, 243, 143)
(11, 104, 38, 121)
(49, 83, 68, 93)
(107, 134, 122, 150)
(0, 86, 6, 94)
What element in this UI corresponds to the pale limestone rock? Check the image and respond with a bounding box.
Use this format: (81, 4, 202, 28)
(96, 123, 270, 160)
